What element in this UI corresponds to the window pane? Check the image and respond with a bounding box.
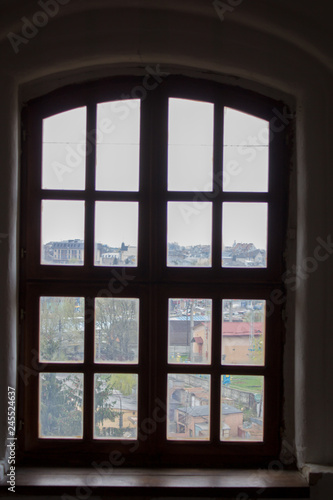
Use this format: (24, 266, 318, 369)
(41, 200, 85, 266)
(95, 298, 139, 363)
(222, 203, 267, 268)
(94, 374, 138, 439)
(168, 98, 214, 191)
(40, 297, 84, 363)
(42, 107, 86, 190)
(167, 374, 210, 440)
(167, 202, 212, 267)
(95, 202, 138, 267)
(39, 373, 83, 438)
(220, 375, 264, 442)
(96, 100, 140, 191)
(222, 300, 265, 366)
(223, 108, 269, 192)
(168, 299, 212, 364)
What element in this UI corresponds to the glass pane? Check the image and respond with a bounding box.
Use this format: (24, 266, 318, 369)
(39, 373, 83, 438)
(94, 374, 138, 439)
(222, 300, 265, 365)
(220, 375, 264, 442)
(167, 202, 212, 267)
(95, 202, 138, 267)
(223, 108, 269, 192)
(167, 374, 210, 440)
(168, 299, 212, 364)
(40, 297, 84, 363)
(222, 203, 267, 268)
(168, 98, 214, 191)
(41, 200, 85, 266)
(95, 298, 139, 363)
(96, 100, 140, 191)
(42, 107, 86, 190)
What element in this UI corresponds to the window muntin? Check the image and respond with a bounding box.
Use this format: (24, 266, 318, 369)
(20, 77, 287, 466)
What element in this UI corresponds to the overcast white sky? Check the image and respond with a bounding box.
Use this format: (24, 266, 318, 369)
(41, 100, 268, 252)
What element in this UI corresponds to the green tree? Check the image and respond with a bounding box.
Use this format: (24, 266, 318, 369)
(40, 297, 84, 362)
(40, 373, 83, 437)
(108, 373, 137, 396)
(249, 333, 264, 364)
(95, 374, 137, 437)
(95, 298, 138, 362)
(94, 374, 118, 437)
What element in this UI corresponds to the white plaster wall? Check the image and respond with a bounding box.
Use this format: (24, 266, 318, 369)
(0, 0, 333, 497)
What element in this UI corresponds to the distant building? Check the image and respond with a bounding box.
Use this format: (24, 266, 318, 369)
(96, 391, 138, 438)
(173, 403, 244, 440)
(221, 403, 243, 439)
(100, 252, 121, 266)
(44, 240, 138, 266)
(43, 239, 84, 265)
(175, 405, 210, 438)
(168, 374, 262, 441)
(222, 322, 264, 364)
(168, 315, 211, 362)
(95, 242, 137, 266)
(120, 243, 137, 265)
(167, 243, 211, 266)
(222, 243, 266, 267)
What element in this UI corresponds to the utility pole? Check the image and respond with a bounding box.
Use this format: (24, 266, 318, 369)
(190, 301, 194, 362)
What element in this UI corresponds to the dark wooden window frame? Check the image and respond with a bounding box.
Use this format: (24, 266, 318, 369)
(18, 75, 288, 468)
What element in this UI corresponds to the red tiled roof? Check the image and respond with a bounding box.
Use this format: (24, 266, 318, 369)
(222, 322, 263, 336)
(192, 336, 204, 344)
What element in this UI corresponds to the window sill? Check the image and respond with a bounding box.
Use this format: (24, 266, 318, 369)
(0, 467, 309, 498)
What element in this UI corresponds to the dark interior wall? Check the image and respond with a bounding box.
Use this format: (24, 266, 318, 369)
(0, 1, 333, 497)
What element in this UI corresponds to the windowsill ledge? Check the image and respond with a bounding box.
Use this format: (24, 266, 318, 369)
(302, 463, 333, 486)
(0, 467, 309, 498)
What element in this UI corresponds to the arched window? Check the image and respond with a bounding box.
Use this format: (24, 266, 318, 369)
(19, 75, 288, 467)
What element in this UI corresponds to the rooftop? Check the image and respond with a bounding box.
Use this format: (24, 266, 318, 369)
(178, 403, 242, 417)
